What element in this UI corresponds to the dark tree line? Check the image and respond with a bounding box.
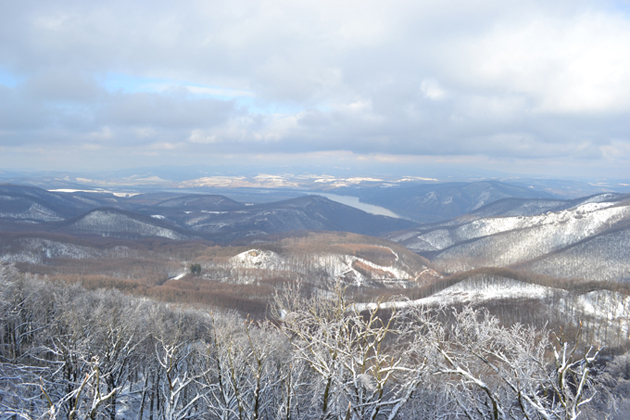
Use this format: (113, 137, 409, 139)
(0, 263, 624, 419)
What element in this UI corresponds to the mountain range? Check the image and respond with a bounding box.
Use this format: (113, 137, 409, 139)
(337, 180, 556, 223)
(1, 180, 629, 341)
(0, 184, 416, 241)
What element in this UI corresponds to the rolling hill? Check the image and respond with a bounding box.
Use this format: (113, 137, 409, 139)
(56, 208, 197, 240)
(0, 184, 95, 221)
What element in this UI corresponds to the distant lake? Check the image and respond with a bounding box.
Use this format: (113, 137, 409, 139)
(315, 193, 407, 219)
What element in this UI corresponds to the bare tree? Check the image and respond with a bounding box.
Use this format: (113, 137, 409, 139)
(274, 283, 426, 419)
(409, 305, 604, 420)
(202, 312, 288, 420)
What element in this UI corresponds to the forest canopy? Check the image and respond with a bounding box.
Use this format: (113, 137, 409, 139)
(0, 263, 626, 419)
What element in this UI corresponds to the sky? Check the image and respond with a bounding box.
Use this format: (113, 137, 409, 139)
(0, 0, 629, 180)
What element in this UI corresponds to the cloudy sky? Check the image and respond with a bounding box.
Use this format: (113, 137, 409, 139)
(0, 0, 629, 179)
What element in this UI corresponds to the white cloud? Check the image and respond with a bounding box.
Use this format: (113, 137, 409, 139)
(0, 0, 628, 177)
(601, 139, 630, 160)
(188, 129, 219, 144)
(421, 79, 446, 100)
(461, 12, 630, 113)
(149, 141, 181, 150)
(183, 85, 254, 97)
(87, 127, 113, 140)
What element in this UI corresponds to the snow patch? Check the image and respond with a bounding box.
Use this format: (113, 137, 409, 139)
(227, 248, 420, 288)
(230, 249, 283, 269)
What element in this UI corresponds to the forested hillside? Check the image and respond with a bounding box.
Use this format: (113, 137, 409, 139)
(1, 264, 626, 420)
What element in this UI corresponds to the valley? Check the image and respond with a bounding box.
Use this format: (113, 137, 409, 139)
(1, 178, 629, 419)
(1, 180, 628, 329)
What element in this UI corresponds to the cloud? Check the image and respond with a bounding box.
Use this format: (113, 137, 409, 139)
(23, 68, 101, 102)
(421, 80, 446, 101)
(99, 91, 236, 128)
(0, 0, 628, 178)
(460, 12, 630, 113)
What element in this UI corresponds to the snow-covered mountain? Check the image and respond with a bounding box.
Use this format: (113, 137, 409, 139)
(516, 226, 630, 282)
(388, 193, 630, 282)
